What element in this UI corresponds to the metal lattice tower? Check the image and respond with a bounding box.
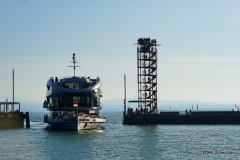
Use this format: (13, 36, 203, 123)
(137, 38, 160, 112)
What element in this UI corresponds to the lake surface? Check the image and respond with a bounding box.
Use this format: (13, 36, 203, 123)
(0, 111, 239, 160)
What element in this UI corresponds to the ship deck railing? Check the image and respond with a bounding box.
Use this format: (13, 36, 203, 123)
(44, 113, 106, 122)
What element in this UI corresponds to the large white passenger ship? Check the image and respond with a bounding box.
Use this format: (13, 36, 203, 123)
(43, 53, 106, 130)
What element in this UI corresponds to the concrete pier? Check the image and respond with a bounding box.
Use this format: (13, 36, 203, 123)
(0, 102, 30, 129)
(0, 112, 30, 129)
(123, 111, 240, 125)
(0, 70, 30, 129)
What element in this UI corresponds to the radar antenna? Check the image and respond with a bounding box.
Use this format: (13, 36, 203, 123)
(68, 53, 80, 77)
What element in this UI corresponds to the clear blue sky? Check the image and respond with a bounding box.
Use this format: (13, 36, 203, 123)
(1, 0, 240, 104)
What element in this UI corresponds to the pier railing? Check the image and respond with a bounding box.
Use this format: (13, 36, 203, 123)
(125, 109, 240, 116)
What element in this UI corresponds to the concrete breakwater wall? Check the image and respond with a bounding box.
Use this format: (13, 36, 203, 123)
(123, 111, 240, 125)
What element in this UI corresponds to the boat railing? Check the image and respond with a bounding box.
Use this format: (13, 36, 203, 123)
(90, 115, 106, 119)
(58, 76, 100, 81)
(59, 76, 82, 79)
(78, 113, 106, 119)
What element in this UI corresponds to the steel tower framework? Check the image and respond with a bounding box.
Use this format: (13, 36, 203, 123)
(137, 38, 160, 112)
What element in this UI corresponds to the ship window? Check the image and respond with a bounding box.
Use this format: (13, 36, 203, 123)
(50, 97, 53, 107)
(94, 97, 97, 107)
(58, 97, 63, 107)
(64, 83, 80, 89)
(50, 97, 58, 107)
(91, 97, 95, 107)
(51, 88, 61, 94)
(62, 97, 67, 107)
(82, 82, 89, 88)
(67, 97, 73, 107)
(87, 97, 90, 107)
(80, 96, 87, 103)
(65, 82, 90, 89)
(67, 97, 72, 103)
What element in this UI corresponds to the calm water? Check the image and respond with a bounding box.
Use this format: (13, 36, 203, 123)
(0, 111, 239, 160)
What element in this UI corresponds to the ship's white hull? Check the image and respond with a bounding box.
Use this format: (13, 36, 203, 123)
(78, 122, 101, 130)
(45, 116, 106, 131)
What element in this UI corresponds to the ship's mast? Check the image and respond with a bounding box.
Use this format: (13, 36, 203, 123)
(68, 53, 80, 77)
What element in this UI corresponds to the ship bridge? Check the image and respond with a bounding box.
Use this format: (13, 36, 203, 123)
(43, 53, 103, 113)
